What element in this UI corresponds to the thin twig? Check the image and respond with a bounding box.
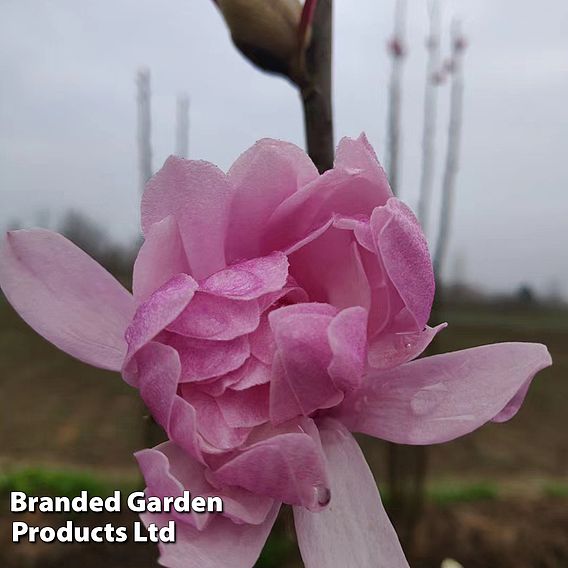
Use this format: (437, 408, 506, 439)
(433, 20, 466, 281)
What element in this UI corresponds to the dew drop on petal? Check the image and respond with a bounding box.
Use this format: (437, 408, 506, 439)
(314, 485, 331, 507)
(410, 383, 448, 416)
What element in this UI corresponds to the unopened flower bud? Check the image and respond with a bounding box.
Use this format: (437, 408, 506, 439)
(214, 0, 312, 84)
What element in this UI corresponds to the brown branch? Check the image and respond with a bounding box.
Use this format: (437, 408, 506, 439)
(300, 0, 334, 174)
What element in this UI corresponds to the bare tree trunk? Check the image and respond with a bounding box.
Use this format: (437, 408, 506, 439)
(176, 94, 190, 159)
(433, 22, 466, 281)
(386, 0, 406, 195)
(300, 0, 334, 174)
(136, 68, 153, 193)
(417, 0, 442, 236)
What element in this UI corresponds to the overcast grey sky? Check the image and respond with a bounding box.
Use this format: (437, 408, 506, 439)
(1, 0, 567, 298)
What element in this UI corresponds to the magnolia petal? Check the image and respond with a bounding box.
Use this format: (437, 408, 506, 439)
(226, 138, 318, 261)
(125, 274, 198, 362)
(265, 166, 385, 253)
(0, 229, 134, 371)
(142, 504, 279, 568)
(142, 157, 233, 279)
(371, 199, 434, 331)
(201, 252, 289, 300)
(181, 387, 251, 450)
(269, 305, 343, 424)
(230, 357, 272, 391)
(249, 315, 277, 364)
(136, 442, 274, 528)
(288, 224, 372, 311)
(368, 323, 447, 370)
(137, 342, 180, 430)
(294, 419, 408, 568)
(168, 292, 260, 341)
(133, 216, 190, 303)
(132, 341, 204, 462)
(337, 343, 552, 445)
(327, 306, 368, 393)
(334, 134, 392, 204)
(212, 429, 329, 510)
(136, 443, 212, 531)
(171, 335, 250, 383)
(216, 384, 270, 428)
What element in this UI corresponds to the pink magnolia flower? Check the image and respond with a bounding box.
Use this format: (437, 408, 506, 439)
(0, 135, 551, 567)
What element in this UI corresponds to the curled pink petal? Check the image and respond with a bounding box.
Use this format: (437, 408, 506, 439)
(371, 198, 434, 331)
(265, 166, 386, 253)
(211, 427, 329, 510)
(201, 252, 288, 300)
(294, 419, 408, 568)
(131, 341, 204, 463)
(136, 442, 275, 528)
(336, 343, 552, 445)
(0, 229, 134, 371)
(125, 274, 198, 363)
(368, 323, 447, 369)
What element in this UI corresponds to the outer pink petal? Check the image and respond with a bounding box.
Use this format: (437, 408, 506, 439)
(336, 343, 552, 444)
(133, 341, 204, 463)
(0, 229, 134, 371)
(371, 198, 434, 331)
(201, 252, 289, 300)
(168, 292, 260, 341)
(226, 138, 318, 261)
(211, 428, 329, 510)
(141, 505, 279, 568)
(133, 216, 190, 303)
(125, 274, 198, 363)
(294, 419, 408, 568)
(230, 357, 272, 391)
(142, 157, 233, 280)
